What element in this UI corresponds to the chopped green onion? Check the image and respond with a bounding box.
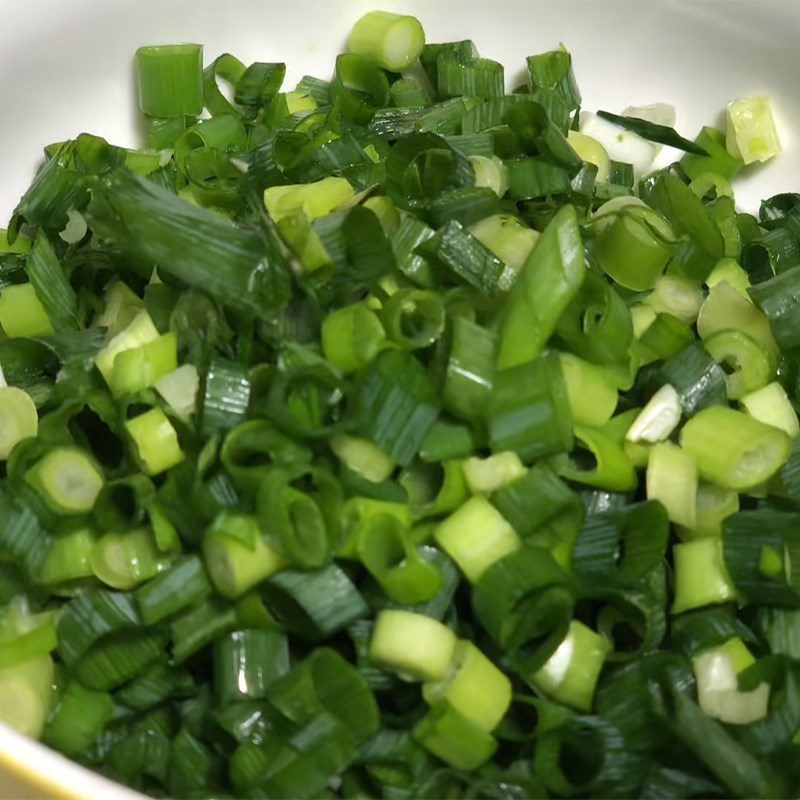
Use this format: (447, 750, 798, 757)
(0, 284, 53, 337)
(0, 387, 38, 459)
(136, 44, 204, 117)
(726, 96, 781, 164)
(434, 496, 520, 583)
(704, 329, 772, 400)
(347, 11, 426, 71)
(740, 381, 800, 437)
(680, 406, 791, 490)
(25, 447, 104, 514)
(124, 408, 184, 476)
(559, 353, 618, 427)
(531, 620, 611, 711)
(422, 639, 511, 732)
(203, 513, 287, 599)
(672, 537, 737, 614)
(370, 609, 456, 681)
(646, 442, 698, 529)
(462, 452, 526, 494)
(625, 384, 682, 443)
(412, 701, 497, 770)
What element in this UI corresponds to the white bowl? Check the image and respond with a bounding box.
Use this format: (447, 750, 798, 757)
(0, 0, 798, 796)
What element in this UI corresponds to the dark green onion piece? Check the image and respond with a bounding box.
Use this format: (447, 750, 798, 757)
(487, 353, 573, 462)
(597, 110, 707, 155)
(356, 349, 439, 466)
(214, 629, 289, 705)
(497, 204, 584, 369)
(136, 44, 204, 118)
(263, 563, 368, 640)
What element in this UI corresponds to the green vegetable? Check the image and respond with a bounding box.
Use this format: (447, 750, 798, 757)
(2, 12, 800, 800)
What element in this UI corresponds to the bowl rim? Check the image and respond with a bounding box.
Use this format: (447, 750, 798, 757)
(0, 720, 147, 800)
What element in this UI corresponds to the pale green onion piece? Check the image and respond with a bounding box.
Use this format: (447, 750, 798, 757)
(567, 130, 610, 182)
(94, 309, 160, 385)
(680, 406, 791, 490)
(697, 282, 776, 363)
(92, 281, 144, 336)
(469, 155, 508, 198)
(58, 208, 88, 245)
(630, 304, 656, 340)
(203, 527, 287, 599)
(110, 332, 178, 398)
(625, 384, 682, 443)
(0, 387, 38, 459)
(468, 214, 540, 291)
(91, 528, 166, 591)
(704, 329, 771, 400)
(726, 95, 781, 164)
(0, 656, 54, 738)
(559, 352, 618, 427)
(740, 382, 800, 438)
(370, 609, 456, 681)
(706, 259, 751, 298)
(264, 177, 354, 223)
(0, 284, 53, 337)
(26, 448, 104, 514)
(672, 537, 737, 614)
(531, 620, 611, 712)
(644, 275, 704, 325)
(433, 496, 520, 583)
(693, 643, 769, 725)
(284, 90, 317, 114)
(646, 442, 697, 529)
(622, 102, 676, 156)
(347, 10, 425, 71)
(461, 452, 525, 494)
(678, 483, 740, 541)
(125, 408, 185, 476)
(154, 364, 199, 417)
(330, 434, 395, 483)
(422, 640, 512, 732)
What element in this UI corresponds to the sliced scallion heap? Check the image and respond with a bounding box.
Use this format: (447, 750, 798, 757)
(0, 9, 796, 800)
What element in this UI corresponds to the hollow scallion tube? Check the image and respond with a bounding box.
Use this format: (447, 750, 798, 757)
(95, 309, 161, 385)
(434, 496, 520, 583)
(136, 44, 204, 117)
(370, 609, 456, 681)
(0, 655, 54, 739)
(412, 701, 497, 770)
(558, 353, 618, 427)
(90, 528, 166, 591)
(202, 513, 287, 599)
(672, 537, 737, 614)
(382, 289, 445, 350)
(704, 329, 772, 400)
(330, 434, 395, 483)
(0, 387, 38, 459)
(39, 527, 96, 586)
(496, 204, 585, 369)
(321, 303, 386, 374)
(109, 332, 178, 398)
(356, 514, 441, 605)
(679, 406, 791, 490)
(422, 640, 511, 732)
(531, 620, 611, 712)
(646, 442, 698, 529)
(555, 425, 638, 492)
(0, 283, 53, 337)
(125, 408, 184, 476)
(26, 447, 104, 514)
(347, 11, 425, 71)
